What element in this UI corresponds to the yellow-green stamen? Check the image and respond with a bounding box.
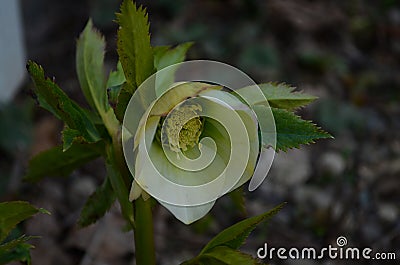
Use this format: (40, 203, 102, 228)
(162, 103, 203, 152)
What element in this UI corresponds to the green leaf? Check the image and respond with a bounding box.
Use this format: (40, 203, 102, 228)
(62, 127, 82, 151)
(78, 176, 116, 227)
(199, 246, 262, 265)
(237, 82, 317, 110)
(0, 202, 41, 242)
(153, 42, 193, 94)
(271, 108, 332, 152)
(107, 84, 123, 110)
(114, 83, 133, 122)
(0, 236, 34, 252)
(0, 235, 35, 265)
(115, 1, 155, 122)
(27, 61, 101, 143)
(260, 83, 316, 109)
(24, 142, 104, 182)
(106, 62, 126, 117)
(107, 61, 126, 88)
(116, 0, 154, 92)
(76, 21, 120, 137)
(105, 145, 134, 227)
(76, 19, 108, 113)
(153, 42, 193, 70)
(200, 203, 285, 254)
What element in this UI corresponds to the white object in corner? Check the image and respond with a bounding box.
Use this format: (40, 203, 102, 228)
(0, 0, 26, 103)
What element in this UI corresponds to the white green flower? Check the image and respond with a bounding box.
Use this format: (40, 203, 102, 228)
(128, 82, 260, 224)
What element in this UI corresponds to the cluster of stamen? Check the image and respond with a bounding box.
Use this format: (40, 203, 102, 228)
(161, 103, 203, 153)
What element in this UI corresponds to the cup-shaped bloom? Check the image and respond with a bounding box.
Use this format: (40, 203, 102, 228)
(124, 81, 262, 224)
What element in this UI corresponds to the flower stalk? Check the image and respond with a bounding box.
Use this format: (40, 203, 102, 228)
(111, 128, 155, 264)
(134, 196, 156, 265)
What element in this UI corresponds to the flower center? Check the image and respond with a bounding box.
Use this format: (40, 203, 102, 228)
(162, 103, 203, 153)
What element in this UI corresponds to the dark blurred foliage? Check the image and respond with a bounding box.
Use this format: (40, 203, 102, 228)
(0, 0, 399, 264)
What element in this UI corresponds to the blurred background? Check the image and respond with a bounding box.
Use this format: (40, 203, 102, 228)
(1, 0, 399, 264)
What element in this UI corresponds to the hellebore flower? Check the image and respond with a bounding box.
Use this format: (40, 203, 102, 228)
(123, 76, 274, 224)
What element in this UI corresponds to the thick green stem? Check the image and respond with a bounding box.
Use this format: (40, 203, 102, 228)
(110, 128, 155, 262)
(134, 197, 156, 265)
(110, 125, 155, 263)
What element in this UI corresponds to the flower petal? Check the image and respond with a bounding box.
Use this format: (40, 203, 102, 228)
(159, 200, 215, 224)
(129, 180, 142, 201)
(137, 137, 226, 186)
(151, 82, 222, 116)
(131, 86, 260, 224)
(199, 90, 260, 189)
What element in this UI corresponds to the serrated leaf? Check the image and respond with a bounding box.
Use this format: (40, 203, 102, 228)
(105, 145, 134, 227)
(237, 82, 317, 110)
(116, 0, 154, 92)
(27, 61, 101, 143)
(114, 1, 155, 122)
(78, 176, 116, 227)
(0, 235, 35, 265)
(261, 83, 317, 109)
(153, 42, 193, 95)
(199, 246, 262, 265)
(0, 202, 41, 242)
(0, 235, 34, 254)
(76, 19, 108, 113)
(271, 108, 332, 152)
(200, 203, 285, 254)
(24, 142, 104, 182)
